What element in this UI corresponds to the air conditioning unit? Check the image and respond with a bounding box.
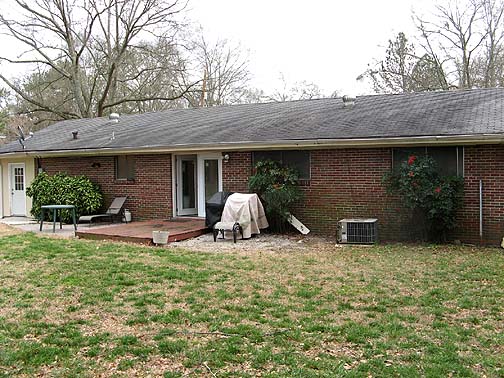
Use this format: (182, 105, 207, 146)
(337, 218, 378, 244)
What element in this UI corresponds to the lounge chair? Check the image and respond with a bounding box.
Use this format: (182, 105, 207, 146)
(78, 197, 127, 225)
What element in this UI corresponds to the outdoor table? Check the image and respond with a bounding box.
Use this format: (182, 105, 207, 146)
(40, 205, 77, 233)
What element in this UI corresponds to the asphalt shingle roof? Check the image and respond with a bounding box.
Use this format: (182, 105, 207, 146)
(1, 88, 503, 155)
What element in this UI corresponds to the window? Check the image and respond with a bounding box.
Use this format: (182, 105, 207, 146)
(115, 155, 135, 180)
(14, 167, 24, 190)
(253, 150, 311, 180)
(392, 146, 464, 176)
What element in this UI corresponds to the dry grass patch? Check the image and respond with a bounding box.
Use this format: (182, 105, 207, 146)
(0, 223, 21, 237)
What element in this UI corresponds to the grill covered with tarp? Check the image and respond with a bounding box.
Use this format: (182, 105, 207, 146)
(220, 193, 269, 239)
(205, 191, 234, 228)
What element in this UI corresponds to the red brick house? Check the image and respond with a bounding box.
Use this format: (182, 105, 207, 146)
(1, 88, 503, 244)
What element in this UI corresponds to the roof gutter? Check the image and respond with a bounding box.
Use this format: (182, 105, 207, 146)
(2, 133, 504, 159)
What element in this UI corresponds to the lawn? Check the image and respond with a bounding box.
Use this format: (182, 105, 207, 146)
(0, 231, 503, 377)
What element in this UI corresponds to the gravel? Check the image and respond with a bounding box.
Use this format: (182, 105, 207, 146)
(174, 232, 333, 253)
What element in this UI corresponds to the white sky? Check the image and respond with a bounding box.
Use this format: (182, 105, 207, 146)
(188, 0, 437, 96)
(0, 0, 438, 96)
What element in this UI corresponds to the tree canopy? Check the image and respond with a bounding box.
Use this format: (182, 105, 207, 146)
(0, 0, 194, 124)
(361, 0, 504, 93)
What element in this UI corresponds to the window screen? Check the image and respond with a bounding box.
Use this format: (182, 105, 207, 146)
(253, 151, 311, 179)
(392, 147, 463, 176)
(115, 156, 135, 180)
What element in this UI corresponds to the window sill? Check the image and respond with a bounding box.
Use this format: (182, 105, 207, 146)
(114, 179, 136, 184)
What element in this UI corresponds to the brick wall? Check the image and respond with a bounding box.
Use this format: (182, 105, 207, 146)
(39, 145, 504, 245)
(222, 152, 252, 193)
(220, 146, 504, 245)
(292, 148, 413, 241)
(221, 149, 411, 241)
(39, 154, 172, 220)
(452, 146, 504, 245)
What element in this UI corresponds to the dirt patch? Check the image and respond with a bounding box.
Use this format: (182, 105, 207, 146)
(0, 223, 22, 237)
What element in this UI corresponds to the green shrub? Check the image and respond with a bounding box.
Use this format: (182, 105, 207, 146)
(26, 172, 104, 223)
(383, 154, 464, 242)
(249, 160, 303, 232)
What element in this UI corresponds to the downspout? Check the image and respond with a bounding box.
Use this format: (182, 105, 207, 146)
(479, 179, 483, 244)
(0, 163, 3, 218)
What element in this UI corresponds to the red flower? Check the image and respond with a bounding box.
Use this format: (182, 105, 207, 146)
(435, 187, 441, 193)
(408, 171, 414, 177)
(407, 155, 417, 165)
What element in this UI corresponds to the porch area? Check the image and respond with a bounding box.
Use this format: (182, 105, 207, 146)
(76, 217, 208, 244)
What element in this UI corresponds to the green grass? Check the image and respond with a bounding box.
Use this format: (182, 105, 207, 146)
(0, 232, 503, 377)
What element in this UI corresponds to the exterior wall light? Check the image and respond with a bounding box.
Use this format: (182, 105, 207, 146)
(223, 153, 230, 162)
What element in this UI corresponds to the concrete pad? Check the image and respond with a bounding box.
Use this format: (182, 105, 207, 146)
(0, 216, 38, 225)
(0, 216, 77, 238)
(13, 222, 77, 238)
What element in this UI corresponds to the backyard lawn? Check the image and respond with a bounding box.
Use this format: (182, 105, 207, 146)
(0, 229, 503, 377)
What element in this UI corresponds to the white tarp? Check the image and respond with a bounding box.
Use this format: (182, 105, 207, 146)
(220, 193, 269, 239)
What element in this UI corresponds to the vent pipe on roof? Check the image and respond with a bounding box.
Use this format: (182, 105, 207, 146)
(72, 131, 78, 140)
(108, 113, 120, 123)
(342, 95, 356, 107)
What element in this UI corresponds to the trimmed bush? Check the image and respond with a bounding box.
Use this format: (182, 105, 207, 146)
(249, 160, 303, 232)
(26, 172, 104, 223)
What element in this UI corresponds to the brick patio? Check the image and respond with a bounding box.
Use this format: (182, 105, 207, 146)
(76, 218, 208, 244)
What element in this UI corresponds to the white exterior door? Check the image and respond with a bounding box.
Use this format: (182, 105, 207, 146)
(176, 156, 198, 216)
(10, 163, 26, 216)
(175, 154, 223, 217)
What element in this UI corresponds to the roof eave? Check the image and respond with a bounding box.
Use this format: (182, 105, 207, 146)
(1, 133, 504, 158)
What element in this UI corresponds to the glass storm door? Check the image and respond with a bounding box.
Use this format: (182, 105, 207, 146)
(196, 154, 223, 217)
(204, 159, 219, 202)
(10, 163, 26, 216)
(177, 156, 197, 215)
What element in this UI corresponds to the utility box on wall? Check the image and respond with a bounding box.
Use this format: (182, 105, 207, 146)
(337, 218, 378, 244)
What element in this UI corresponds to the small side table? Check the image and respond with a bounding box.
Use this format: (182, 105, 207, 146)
(40, 205, 77, 233)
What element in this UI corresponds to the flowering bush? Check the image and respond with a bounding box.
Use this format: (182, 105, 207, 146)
(383, 154, 464, 241)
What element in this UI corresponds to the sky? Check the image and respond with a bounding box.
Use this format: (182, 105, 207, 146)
(187, 0, 437, 96)
(0, 0, 438, 97)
